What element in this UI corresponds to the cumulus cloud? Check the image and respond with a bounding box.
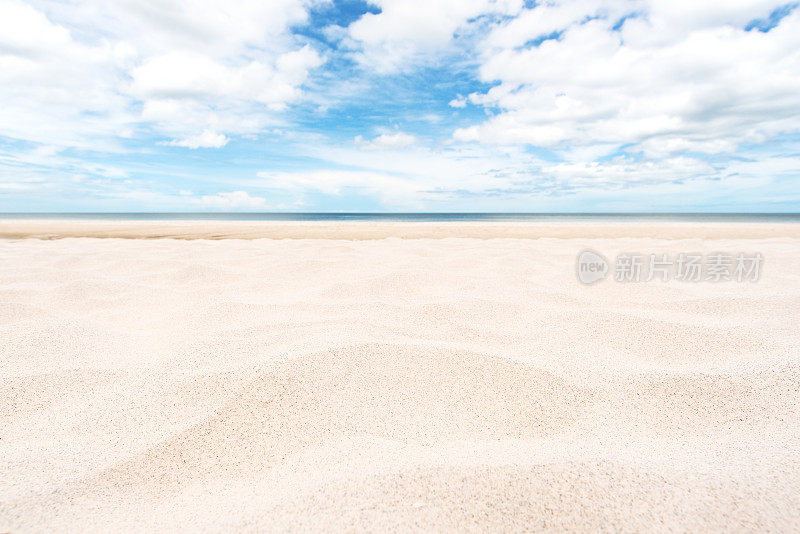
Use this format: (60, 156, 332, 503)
(131, 45, 322, 109)
(2, 0, 799, 211)
(448, 96, 468, 108)
(167, 130, 229, 149)
(0, 0, 134, 149)
(0, 0, 325, 150)
(344, 0, 521, 73)
(456, 0, 800, 160)
(354, 132, 417, 150)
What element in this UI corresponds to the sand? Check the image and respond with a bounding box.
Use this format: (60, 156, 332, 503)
(3, 219, 800, 240)
(1, 222, 799, 532)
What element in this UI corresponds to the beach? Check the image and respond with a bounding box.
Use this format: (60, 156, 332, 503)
(1, 222, 799, 531)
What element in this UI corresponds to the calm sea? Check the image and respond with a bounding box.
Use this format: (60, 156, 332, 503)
(1, 213, 799, 222)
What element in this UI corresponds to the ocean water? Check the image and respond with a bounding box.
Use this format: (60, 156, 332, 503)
(1, 213, 799, 222)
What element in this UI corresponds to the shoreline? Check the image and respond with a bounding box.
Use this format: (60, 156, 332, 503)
(2, 220, 800, 240)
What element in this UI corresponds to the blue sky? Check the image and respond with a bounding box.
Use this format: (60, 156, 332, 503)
(1, 0, 799, 212)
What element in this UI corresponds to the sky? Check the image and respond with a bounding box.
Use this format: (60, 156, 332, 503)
(1, 0, 799, 212)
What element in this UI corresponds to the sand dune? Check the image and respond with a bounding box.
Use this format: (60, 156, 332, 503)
(2, 230, 800, 531)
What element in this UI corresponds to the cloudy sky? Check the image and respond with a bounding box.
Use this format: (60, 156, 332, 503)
(1, 0, 799, 212)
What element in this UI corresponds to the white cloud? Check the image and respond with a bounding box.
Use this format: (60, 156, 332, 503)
(482, 0, 613, 49)
(32, 0, 316, 56)
(540, 155, 715, 188)
(198, 190, 269, 210)
(257, 169, 422, 205)
(354, 132, 417, 150)
(3, 0, 799, 210)
(456, 0, 800, 160)
(448, 95, 468, 108)
(0, 0, 325, 150)
(254, 141, 545, 208)
(130, 46, 322, 107)
(344, 0, 521, 73)
(255, 132, 794, 210)
(0, 0, 71, 54)
(129, 44, 322, 142)
(0, 0, 134, 149)
(167, 129, 229, 149)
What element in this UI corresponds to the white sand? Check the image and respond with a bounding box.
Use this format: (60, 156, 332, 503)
(1, 223, 799, 531)
(3, 219, 800, 239)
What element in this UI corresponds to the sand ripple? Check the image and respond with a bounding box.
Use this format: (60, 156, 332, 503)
(2, 235, 799, 531)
